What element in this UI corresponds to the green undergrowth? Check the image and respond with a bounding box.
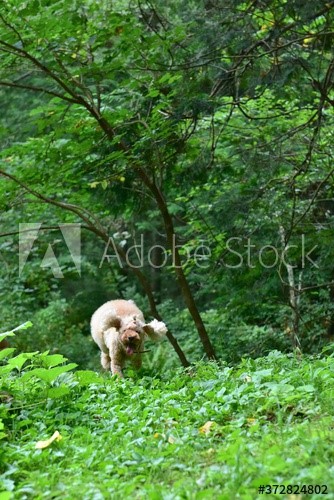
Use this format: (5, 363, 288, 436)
(1, 324, 334, 499)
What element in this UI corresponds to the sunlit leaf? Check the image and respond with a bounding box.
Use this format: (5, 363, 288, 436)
(35, 430, 62, 449)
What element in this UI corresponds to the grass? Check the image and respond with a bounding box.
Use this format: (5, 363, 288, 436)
(1, 329, 334, 499)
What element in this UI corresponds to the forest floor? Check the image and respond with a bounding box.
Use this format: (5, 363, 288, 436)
(1, 346, 334, 499)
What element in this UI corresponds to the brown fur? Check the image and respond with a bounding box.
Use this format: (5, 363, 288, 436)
(90, 299, 167, 377)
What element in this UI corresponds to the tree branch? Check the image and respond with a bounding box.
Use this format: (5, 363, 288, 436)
(0, 39, 88, 106)
(0, 80, 80, 104)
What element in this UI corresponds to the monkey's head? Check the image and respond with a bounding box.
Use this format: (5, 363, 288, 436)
(120, 329, 142, 356)
(119, 315, 144, 355)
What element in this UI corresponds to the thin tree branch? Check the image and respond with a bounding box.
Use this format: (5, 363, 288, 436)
(0, 80, 80, 104)
(0, 224, 88, 238)
(293, 167, 334, 228)
(0, 13, 24, 46)
(0, 39, 88, 106)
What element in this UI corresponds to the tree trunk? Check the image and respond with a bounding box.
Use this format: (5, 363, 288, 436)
(279, 226, 302, 350)
(139, 172, 217, 360)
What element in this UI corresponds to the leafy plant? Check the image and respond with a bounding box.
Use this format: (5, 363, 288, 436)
(12, 297, 97, 370)
(1, 329, 334, 498)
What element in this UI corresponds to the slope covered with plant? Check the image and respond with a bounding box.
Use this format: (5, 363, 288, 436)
(0, 0, 334, 363)
(1, 326, 334, 499)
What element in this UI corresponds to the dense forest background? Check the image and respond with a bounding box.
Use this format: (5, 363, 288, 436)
(1, 0, 334, 369)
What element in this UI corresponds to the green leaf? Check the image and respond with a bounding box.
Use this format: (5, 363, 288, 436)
(7, 352, 39, 371)
(0, 322, 32, 342)
(75, 370, 104, 386)
(299, 385, 315, 393)
(0, 348, 15, 361)
(47, 385, 71, 399)
(0, 332, 15, 343)
(20, 363, 77, 383)
(0, 492, 12, 500)
(39, 354, 69, 368)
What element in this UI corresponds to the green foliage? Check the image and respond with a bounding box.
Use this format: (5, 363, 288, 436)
(159, 301, 292, 364)
(1, 336, 334, 498)
(2, 3, 334, 494)
(1, 0, 334, 366)
(12, 297, 97, 370)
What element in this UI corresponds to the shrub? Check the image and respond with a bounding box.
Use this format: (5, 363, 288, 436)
(12, 298, 98, 370)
